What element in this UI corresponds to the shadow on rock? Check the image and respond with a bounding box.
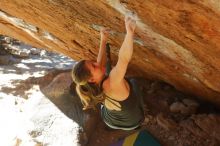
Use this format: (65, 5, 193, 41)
(39, 70, 99, 145)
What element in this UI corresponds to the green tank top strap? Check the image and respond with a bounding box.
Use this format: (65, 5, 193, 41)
(105, 96, 121, 109)
(104, 94, 119, 102)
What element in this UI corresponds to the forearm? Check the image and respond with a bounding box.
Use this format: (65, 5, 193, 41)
(118, 33, 134, 63)
(97, 38, 107, 66)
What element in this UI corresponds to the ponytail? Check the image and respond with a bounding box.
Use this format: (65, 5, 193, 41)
(76, 82, 104, 110)
(72, 60, 104, 110)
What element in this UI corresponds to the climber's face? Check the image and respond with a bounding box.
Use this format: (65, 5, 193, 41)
(85, 60, 105, 84)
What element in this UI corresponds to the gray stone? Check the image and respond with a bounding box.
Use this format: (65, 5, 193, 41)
(182, 98, 199, 107)
(30, 48, 41, 55)
(170, 100, 198, 115)
(170, 102, 186, 113)
(19, 50, 30, 57)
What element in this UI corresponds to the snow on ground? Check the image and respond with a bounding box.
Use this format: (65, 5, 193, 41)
(0, 45, 81, 146)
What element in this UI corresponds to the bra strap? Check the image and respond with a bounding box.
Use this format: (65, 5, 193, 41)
(105, 96, 121, 109)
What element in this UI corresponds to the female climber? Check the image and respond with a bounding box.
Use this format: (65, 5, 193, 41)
(72, 16, 144, 130)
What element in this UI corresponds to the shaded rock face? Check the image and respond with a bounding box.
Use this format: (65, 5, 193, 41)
(0, 0, 220, 106)
(40, 71, 99, 145)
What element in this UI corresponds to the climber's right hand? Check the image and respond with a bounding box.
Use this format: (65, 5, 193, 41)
(125, 16, 136, 35)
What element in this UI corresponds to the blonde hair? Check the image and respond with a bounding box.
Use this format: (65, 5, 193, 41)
(72, 60, 104, 110)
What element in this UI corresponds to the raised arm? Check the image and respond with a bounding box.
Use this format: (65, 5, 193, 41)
(109, 16, 136, 84)
(96, 27, 109, 67)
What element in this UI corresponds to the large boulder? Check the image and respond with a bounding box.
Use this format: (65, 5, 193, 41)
(40, 71, 99, 145)
(0, 0, 220, 106)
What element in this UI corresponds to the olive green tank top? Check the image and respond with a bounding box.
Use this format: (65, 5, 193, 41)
(100, 43, 144, 129)
(101, 77, 144, 128)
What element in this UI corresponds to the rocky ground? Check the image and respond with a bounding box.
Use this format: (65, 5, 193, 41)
(1, 36, 220, 146)
(88, 80, 220, 146)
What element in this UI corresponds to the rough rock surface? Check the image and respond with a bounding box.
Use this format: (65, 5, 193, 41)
(0, 1, 220, 105)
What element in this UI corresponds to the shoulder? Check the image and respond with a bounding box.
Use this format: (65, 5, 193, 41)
(102, 77, 130, 101)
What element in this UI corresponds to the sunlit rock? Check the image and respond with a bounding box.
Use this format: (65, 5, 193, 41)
(0, 1, 219, 106)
